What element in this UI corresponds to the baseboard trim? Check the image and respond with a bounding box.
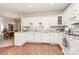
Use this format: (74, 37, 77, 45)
(15, 41, 59, 46)
(50, 43, 59, 45)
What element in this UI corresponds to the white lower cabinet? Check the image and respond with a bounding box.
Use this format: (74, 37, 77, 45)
(50, 33, 64, 44)
(62, 36, 79, 55)
(14, 32, 63, 46)
(14, 33, 27, 46)
(50, 33, 54, 43)
(52, 33, 58, 43)
(26, 32, 34, 42)
(34, 32, 42, 43)
(42, 32, 50, 43)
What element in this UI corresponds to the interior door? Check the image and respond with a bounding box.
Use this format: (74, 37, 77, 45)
(8, 24, 13, 31)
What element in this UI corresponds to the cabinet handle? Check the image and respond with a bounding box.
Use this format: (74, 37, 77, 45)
(62, 44, 67, 47)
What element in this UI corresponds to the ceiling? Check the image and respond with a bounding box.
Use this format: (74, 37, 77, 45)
(0, 3, 70, 19)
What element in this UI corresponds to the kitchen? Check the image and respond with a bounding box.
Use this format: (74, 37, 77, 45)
(0, 3, 79, 55)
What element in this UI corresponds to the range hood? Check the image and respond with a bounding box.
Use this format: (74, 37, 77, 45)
(71, 21, 79, 25)
(50, 25, 67, 27)
(72, 22, 79, 25)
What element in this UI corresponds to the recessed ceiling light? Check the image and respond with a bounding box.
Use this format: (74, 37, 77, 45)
(50, 3, 54, 5)
(28, 5, 32, 8)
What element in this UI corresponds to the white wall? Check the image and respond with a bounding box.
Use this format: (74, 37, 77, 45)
(0, 17, 8, 27)
(0, 17, 8, 32)
(21, 3, 79, 31)
(21, 11, 62, 30)
(0, 16, 21, 32)
(62, 3, 79, 26)
(22, 15, 57, 26)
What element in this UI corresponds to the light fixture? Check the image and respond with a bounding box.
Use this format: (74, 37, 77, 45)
(28, 5, 32, 8)
(50, 3, 54, 5)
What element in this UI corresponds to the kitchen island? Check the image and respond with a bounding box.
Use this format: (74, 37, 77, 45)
(59, 34, 79, 55)
(14, 32, 64, 46)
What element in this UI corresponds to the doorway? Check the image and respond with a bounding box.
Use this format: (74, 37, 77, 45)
(8, 24, 13, 31)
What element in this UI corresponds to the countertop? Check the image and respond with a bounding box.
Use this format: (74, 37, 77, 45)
(66, 34, 79, 40)
(14, 31, 64, 33)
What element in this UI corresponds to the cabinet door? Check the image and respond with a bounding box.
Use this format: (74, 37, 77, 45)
(50, 33, 54, 43)
(50, 33, 62, 43)
(34, 32, 41, 43)
(14, 33, 27, 45)
(25, 32, 34, 42)
(50, 33, 58, 43)
(42, 32, 50, 43)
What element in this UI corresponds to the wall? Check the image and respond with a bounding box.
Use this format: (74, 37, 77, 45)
(21, 4, 79, 31)
(21, 3, 79, 29)
(0, 17, 21, 32)
(21, 11, 63, 31)
(0, 17, 8, 32)
(22, 15, 57, 26)
(62, 3, 79, 26)
(13, 19, 21, 32)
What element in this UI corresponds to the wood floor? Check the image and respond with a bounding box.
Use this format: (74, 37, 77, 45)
(0, 43, 63, 55)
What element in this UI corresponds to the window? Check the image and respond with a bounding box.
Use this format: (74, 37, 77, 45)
(58, 16, 62, 25)
(0, 24, 4, 31)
